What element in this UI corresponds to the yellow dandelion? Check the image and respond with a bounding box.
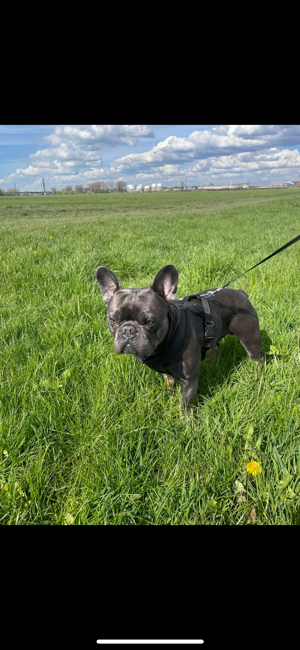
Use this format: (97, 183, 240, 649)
(178, 284, 181, 288)
(49, 236, 53, 239)
(34, 251, 37, 254)
(247, 461, 262, 476)
(253, 285, 256, 288)
(4, 484, 8, 491)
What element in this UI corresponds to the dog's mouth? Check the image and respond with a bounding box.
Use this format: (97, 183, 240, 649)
(122, 343, 136, 353)
(116, 339, 138, 354)
(121, 345, 149, 363)
(116, 340, 151, 357)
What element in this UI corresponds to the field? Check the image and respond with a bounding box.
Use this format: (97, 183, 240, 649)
(1, 188, 300, 525)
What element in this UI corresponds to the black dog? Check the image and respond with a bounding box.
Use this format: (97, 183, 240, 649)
(96, 264, 263, 413)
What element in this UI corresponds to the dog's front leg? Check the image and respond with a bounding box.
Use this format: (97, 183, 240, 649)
(179, 377, 199, 417)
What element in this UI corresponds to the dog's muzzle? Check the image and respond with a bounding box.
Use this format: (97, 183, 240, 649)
(116, 322, 138, 353)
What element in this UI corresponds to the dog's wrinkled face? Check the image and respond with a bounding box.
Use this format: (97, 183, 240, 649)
(96, 265, 178, 358)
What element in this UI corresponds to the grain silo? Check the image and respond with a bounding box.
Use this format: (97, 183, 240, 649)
(144, 186, 150, 192)
(151, 183, 157, 192)
(156, 183, 162, 192)
(127, 185, 135, 193)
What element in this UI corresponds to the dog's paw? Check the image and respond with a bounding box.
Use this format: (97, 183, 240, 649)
(208, 344, 219, 363)
(179, 405, 194, 421)
(162, 373, 176, 391)
(255, 354, 265, 372)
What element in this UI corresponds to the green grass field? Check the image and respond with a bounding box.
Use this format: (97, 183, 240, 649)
(1, 188, 300, 524)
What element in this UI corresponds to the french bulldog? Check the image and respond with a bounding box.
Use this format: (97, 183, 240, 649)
(96, 264, 263, 413)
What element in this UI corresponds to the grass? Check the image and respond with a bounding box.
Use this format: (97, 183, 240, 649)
(1, 188, 300, 524)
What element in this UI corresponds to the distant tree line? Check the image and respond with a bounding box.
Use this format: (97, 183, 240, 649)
(0, 185, 20, 196)
(51, 181, 127, 195)
(0, 180, 127, 196)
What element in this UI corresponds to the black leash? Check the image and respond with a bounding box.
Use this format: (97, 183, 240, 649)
(202, 233, 300, 298)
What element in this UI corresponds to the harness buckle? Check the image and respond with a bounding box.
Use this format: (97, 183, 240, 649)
(205, 322, 214, 340)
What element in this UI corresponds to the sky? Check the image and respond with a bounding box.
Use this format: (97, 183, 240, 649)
(1, 124, 300, 190)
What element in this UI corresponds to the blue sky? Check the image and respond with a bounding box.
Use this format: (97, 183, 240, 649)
(1, 125, 300, 190)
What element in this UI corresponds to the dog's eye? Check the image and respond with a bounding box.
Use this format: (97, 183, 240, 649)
(110, 318, 117, 324)
(146, 319, 154, 326)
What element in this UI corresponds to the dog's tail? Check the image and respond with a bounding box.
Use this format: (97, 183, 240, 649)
(238, 289, 248, 297)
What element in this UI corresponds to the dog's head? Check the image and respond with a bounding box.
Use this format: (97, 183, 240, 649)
(96, 265, 178, 358)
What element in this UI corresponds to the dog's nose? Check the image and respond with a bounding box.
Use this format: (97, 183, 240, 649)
(122, 324, 136, 339)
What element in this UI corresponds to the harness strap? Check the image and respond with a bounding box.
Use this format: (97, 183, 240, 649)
(198, 296, 215, 346)
(183, 293, 215, 349)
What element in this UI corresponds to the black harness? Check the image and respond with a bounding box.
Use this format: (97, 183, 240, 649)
(133, 293, 215, 372)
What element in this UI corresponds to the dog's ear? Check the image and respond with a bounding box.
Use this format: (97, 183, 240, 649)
(96, 267, 122, 305)
(151, 265, 178, 302)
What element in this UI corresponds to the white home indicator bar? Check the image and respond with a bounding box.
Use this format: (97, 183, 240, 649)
(96, 641, 204, 645)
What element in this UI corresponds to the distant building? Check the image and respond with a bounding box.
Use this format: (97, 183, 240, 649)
(198, 184, 249, 191)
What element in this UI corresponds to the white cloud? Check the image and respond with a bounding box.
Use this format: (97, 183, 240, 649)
(2, 125, 300, 188)
(82, 167, 108, 178)
(110, 126, 300, 174)
(129, 148, 300, 186)
(2, 125, 154, 183)
(45, 125, 154, 147)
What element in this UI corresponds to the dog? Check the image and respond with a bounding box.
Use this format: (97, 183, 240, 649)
(96, 264, 263, 413)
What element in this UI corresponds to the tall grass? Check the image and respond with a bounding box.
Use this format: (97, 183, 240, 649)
(1, 189, 300, 524)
